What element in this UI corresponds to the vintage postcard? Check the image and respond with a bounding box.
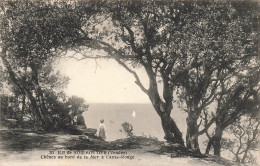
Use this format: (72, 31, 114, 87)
(0, 0, 259, 166)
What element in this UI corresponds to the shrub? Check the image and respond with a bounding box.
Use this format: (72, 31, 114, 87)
(120, 122, 134, 137)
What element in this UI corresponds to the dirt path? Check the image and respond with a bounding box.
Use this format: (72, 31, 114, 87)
(0, 130, 234, 166)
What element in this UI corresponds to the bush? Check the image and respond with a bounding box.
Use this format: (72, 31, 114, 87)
(119, 122, 134, 137)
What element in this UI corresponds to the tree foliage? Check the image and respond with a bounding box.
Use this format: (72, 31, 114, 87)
(222, 115, 260, 164)
(120, 122, 134, 138)
(0, 0, 259, 155)
(0, 59, 88, 130)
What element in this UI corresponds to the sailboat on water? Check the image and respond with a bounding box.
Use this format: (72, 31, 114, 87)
(132, 110, 136, 118)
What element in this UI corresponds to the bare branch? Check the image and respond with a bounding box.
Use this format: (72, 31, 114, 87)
(116, 60, 149, 94)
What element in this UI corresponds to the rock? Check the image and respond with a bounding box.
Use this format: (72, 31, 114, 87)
(75, 125, 87, 130)
(85, 128, 98, 139)
(85, 128, 97, 134)
(73, 125, 86, 134)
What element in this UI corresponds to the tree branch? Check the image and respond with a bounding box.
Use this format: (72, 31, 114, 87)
(75, 37, 149, 94)
(116, 59, 149, 94)
(197, 116, 216, 136)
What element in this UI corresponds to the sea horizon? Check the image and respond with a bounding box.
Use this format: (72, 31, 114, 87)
(83, 103, 188, 141)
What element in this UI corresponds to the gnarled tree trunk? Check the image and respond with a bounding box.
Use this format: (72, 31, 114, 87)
(213, 125, 224, 156)
(160, 113, 184, 145)
(145, 65, 185, 146)
(149, 94, 185, 146)
(31, 65, 54, 130)
(205, 124, 224, 156)
(186, 113, 201, 153)
(205, 136, 214, 154)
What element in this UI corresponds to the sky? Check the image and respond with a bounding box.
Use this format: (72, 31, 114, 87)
(55, 58, 151, 103)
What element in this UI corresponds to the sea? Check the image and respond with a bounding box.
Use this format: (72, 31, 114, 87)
(83, 103, 188, 141)
(83, 103, 236, 159)
(82, 103, 260, 163)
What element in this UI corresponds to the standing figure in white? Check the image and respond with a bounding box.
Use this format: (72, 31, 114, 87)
(98, 119, 106, 140)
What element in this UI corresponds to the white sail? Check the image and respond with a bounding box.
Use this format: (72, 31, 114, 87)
(132, 110, 136, 118)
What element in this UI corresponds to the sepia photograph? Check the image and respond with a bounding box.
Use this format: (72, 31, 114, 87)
(0, 0, 259, 165)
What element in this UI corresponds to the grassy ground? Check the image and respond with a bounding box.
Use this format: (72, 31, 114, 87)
(0, 129, 238, 166)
